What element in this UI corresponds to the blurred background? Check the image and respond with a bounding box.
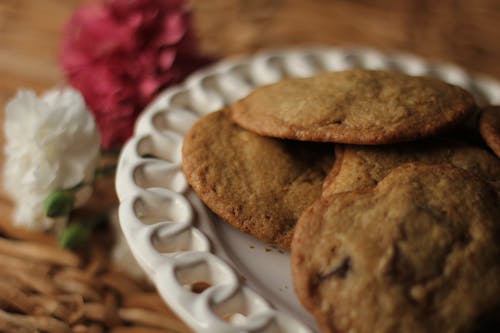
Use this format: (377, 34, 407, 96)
(0, 1, 498, 331)
(1, 0, 499, 109)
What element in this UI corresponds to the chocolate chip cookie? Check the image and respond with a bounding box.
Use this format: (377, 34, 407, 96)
(479, 106, 500, 158)
(229, 69, 476, 144)
(292, 163, 500, 333)
(323, 139, 500, 196)
(182, 110, 334, 249)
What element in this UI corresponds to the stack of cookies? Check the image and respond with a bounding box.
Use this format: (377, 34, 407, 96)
(182, 69, 500, 333)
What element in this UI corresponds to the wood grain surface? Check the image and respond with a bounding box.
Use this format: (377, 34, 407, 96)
(0, 0, 90, 107)
(1, 0, 499, 110)
(192, 0, 500, 80)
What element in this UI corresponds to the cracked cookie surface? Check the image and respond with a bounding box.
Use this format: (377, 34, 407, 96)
(292, 163, 500, 333)
(229, 69, 476, 144)
(182, 110, 334, 249)
(322, 139, 500, 196)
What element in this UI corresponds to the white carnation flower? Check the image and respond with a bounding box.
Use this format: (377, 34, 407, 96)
(3, 87, 100, 230)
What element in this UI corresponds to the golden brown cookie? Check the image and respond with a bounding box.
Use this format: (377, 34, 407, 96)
(479, 106, 500, 158)
(292, 163, 500, 333)
(182, 110, 334, 249)
(322, 139, 500, 196)
(229, 69, 476, 144)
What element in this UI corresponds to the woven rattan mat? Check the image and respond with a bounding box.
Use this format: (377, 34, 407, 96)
(0, 173, 192, 333)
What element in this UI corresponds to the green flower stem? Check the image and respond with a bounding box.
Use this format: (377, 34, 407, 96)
(58, 217, 101, 249)
(100, 149, 120, 157)
(59, 221, 91, 249)
(94, 164, 116, 179)
(43, 163, 116, 219)
(44, 189, 76, 218)
(44, 159, 117, 248)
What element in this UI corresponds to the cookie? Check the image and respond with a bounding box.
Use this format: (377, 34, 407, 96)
(292, 163, 500, 333)
(229, 69, 476, 144)
(479, 106, 500, 158)
(182, 110, 334, 249)
(322, 139, 500, 196)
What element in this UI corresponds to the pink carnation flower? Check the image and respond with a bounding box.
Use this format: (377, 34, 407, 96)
(60, 0, 209, 149)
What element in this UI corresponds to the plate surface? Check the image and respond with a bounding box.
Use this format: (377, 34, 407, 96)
(115, 47, 500, 333)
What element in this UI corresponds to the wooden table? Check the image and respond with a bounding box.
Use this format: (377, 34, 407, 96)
(0, 1, 89, 108)
(0, 0, 499, 331)
(1, 0, 500, 112)
(192, 0, 500, 79)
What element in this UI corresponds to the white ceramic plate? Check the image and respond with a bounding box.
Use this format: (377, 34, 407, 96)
(115, 47, 500, 333)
